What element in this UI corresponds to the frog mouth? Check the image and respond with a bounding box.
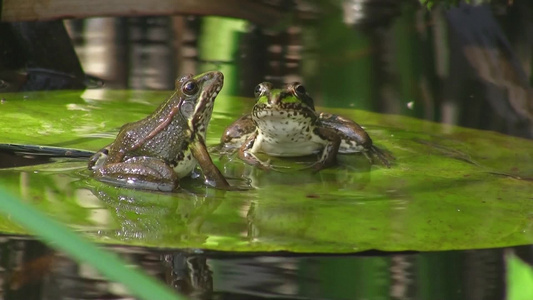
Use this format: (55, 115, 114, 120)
(253, 104, 316, 121)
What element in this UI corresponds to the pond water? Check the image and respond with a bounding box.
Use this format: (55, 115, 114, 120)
(0, 1, 532, 299)
(0, 234, 530, 300)
(0, 88, 532, 299)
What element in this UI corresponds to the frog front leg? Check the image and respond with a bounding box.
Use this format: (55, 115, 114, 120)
(190, 133, 231, 189)
(93, 156, 178, 191)
(312, 127, 341, 171)
(220, 114, 256, 146)
(237, 131, 272, 170)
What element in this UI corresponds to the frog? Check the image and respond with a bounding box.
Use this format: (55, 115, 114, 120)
(220, 82, 391, 170)
(88, 71, 230, 191)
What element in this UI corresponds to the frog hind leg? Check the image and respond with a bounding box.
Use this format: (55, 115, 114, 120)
(94, 156, 178, 191)
(366, 145, 394, 168)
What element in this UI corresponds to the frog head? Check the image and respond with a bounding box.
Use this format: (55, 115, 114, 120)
(176, 71, 224, 137)
(252, 82, 317, 127)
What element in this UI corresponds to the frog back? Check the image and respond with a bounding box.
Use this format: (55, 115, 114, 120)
(110, 118, 192, 162)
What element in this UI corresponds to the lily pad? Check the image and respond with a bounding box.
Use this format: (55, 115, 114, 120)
(0, 90, 532, 253)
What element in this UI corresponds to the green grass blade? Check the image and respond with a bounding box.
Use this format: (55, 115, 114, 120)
(0, 187, 185, 300)
(506, 251, 533, 300)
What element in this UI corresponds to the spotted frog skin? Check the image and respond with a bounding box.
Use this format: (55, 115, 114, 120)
(220, 82, 391, 170)
(88, 71, 230, 191)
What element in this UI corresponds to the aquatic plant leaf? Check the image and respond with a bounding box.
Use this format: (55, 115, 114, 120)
(0, 90, 532, 253)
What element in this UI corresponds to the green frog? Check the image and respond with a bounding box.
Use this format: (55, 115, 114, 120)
(88, 71, 230, 191)
(220, 82, 391, 170)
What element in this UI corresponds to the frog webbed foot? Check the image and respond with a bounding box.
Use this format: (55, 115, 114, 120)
(243, 156, 286, 172)
(364, 146, 394, 168)
(93, 156, 178, 191)
(307, 159, 336, 172)
(238, 146, 273, 171)
(265, 160, 300, 172)
(254, 158, 274, 171)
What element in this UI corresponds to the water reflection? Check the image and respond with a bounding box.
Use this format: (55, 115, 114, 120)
(218, 151, 372, 190)
(61, 1, 532, 139)
(0, 234, 528, 299)
(85, 180, 225, 243)
(80, 163, 376, 250)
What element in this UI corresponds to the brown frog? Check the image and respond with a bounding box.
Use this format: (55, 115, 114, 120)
(88, 71, 230, 191)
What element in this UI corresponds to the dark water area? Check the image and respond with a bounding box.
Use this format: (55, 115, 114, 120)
(1, 234, 532, 300)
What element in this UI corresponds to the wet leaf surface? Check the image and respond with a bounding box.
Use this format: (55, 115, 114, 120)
(0, 90, 532, 253)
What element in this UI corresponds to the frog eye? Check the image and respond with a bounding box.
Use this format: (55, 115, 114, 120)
(254, 85, 262, 97)
(294, 83, 306, 95)
(254, 82, 271, 98)
(182, 80, 198, 95)
(291, 83, 315, 110)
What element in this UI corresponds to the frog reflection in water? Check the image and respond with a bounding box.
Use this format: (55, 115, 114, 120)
(88, 71, 230, 191)
(220, 82, 392, 170)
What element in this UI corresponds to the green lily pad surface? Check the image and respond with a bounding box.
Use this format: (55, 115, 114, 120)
(0, 90, 532, 253)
